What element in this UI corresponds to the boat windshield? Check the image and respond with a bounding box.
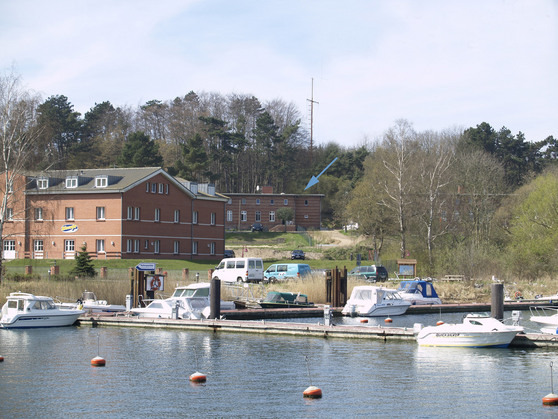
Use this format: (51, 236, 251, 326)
(82, 292, 96, 300)
(32, 300, 56, 310)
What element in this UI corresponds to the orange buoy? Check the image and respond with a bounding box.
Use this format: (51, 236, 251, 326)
(303, 385, 322, 398)
(385, 317, 393, 323)
(543, 393, 558, 405)
(91, 356, 106, 367)
(189, 371, 207, 383)
(360, 319, 368, 323)
(436, 320, 445, 326)
(0, 355, 4, 362)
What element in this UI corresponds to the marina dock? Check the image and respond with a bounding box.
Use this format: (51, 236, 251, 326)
(78, 308, 558, 349)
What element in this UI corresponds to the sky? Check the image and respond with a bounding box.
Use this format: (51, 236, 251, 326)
(0, 0, 556, 148)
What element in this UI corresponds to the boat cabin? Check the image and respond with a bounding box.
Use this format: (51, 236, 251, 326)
(171, 283, 211, 298)
(263, 291, 309, 304)
(397, 280, 439, 300)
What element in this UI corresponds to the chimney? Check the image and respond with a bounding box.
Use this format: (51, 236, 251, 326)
(190, 182, 198, 194)
(262, 186, 273, 194)
(208, 184, 215, 196)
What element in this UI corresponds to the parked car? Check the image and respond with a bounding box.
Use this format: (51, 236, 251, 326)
(291, 249, 305, 260)
(251, 222, 264, 232)
(224, 249, 235, 258)
(348, 265, 389, 282)
(264, 263, 312, 282)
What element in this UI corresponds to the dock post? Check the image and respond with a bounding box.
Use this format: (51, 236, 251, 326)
(210, 278, 221, 319)
(491, 283, 504, 321)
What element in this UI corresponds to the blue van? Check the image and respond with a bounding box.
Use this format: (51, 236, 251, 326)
(264, 263, 312, 282)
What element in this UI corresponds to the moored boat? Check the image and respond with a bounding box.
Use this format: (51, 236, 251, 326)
(529, 306, 558, 327)
(397, 279, 442, 305)
(415, 314, 523, 348)
(57, 290, 126, 313)
(1, 292, 84, 329)
(258, 291, 314, 309)
(342, 285, 411, 317)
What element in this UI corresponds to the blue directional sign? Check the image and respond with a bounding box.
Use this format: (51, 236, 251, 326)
(136, 262, 156, 271)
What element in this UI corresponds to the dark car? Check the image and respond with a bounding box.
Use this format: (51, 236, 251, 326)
(224, 249, 235, 258)
(251, 222, 264, 232)
(348, 265, 389, 282)
(291, 249, 306, 260)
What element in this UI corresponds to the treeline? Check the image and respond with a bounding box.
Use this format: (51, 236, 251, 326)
(5, 70, 558, 280)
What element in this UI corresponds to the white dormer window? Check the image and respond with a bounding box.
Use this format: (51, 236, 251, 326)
(95, 176, 108, 188)
(66, 176, 78, 188)
(37, 177, 48, 189)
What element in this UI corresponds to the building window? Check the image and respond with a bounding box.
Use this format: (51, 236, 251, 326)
(159, 183, 164, 194)
(154, 208, 160, 222)
(134, 207, 140, 220)
(65, 176, 78, 188)
(174, 241, 179, 254)
(37, 177, 48, 189)
(65, 240, 75, 252)
(269, 211, 275, 222)
(154, 240, 160, 254)
(126, 239, 132, 253)
(134, 240, 140, 253)
(255, 211, 261, 222)
(151, 183, 157, 193)
(65, 207, 74, 220)
(34, 240, 43, 252)
(284, 199, 288, 205)
(95, 176, 108, 188)
(96, 239, 105, 253)
(241, 198, 246, 204)
(4, 240, 15, 251)
(165, 184, 169, 194)
(192, 241, 198, 255)
(227, 210, 233, 222)
(127, 206, 133, 220)
(256, 199, 260, 205)
(211, 213, 216, 225)
(146, 182, 150, 192)
(96, 207, 105, 220)
(35, 207, 43, 221)
(174, 210, 180, 223)
(193, 211, 198, 224)
(241, 211, 247, 222)
(304, 200, 309, 206)
(144, 239, 149, 250)
(270, 199, 274, 205)
(210, 242, 215, 255)
(6, 208, 13, 221)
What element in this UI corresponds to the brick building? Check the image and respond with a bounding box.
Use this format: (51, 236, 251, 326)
(224, 187, 324, 231)
(2, 167, 228, 260)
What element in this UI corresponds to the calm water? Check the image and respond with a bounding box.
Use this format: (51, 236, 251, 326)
(1, 311, 558, 418)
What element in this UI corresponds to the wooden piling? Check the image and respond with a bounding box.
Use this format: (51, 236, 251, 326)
(210, 278, 221, 319)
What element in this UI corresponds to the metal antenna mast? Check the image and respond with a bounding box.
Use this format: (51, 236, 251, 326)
(307, 78, 319, 164)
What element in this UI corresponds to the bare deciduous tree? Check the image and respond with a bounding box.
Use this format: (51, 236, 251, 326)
(0, 70, 42, 279)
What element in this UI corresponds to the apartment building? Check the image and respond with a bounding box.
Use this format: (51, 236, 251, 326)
(224, 187, 324, 231)
(2, 167, 228, 260)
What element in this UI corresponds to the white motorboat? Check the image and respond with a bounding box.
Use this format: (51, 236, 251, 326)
(529, 306, 558, 327)
(415, 314, 524, 348)
(535, 293, 558, 302)
(397, 280, 442, 305)
(0, 292, 84, 329)
(342, 285, 411, 317)
(58, 290, 126, 313)
(131, 282, 235, 319)
(131, 298, 206, 319)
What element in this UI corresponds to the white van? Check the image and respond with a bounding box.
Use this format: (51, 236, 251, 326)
(212, 257, 264, 283)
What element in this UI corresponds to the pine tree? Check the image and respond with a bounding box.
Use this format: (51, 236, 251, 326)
(70, 244, 97, 277)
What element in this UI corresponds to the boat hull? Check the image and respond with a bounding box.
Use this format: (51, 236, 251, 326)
(0, 312, 83, 329)
(416, 330, 520, 348)
(530, 315, 558, 327)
